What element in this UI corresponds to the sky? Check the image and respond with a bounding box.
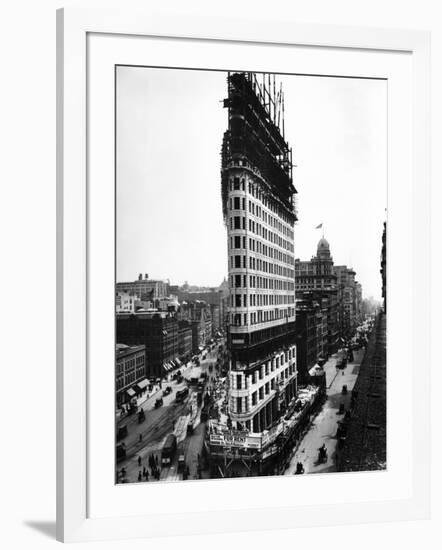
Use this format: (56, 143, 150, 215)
(116, 66, 386, 300)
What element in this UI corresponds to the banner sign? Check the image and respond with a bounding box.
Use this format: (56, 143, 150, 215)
(209, 432, 262, 449)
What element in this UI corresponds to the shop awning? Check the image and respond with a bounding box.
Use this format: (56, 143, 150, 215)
(136, 379, 149, 390)
(126, 388, 136, 397)
(175, 358, 182, 366)
(309, 364, 324, 377)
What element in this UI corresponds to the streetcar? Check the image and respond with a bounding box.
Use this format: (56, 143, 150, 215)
(161, 433, 177, 466)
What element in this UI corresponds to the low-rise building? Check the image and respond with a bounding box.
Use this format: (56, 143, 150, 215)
(115, 344, 147, 406)
(116, 291, 137, 313)
(116, 273, 169, 301)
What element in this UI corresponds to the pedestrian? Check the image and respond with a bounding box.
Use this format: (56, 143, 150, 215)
(143, 466, 146, 476)
(139, 433, 142, 442)
(138, 456, 141, 467)
(155, 455, 159, 466)
(138, 471, 142, 482)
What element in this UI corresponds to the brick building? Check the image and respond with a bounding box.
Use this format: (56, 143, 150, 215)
(115, 344, 147, 406)
(116, 312, 178, 379)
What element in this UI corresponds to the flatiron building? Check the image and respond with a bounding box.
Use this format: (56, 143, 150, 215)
(221, 72, 298, 435)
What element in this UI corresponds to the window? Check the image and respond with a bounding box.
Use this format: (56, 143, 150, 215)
(235, 256, 241, 268)
(252, 392, 257, 406)
(237, 397, 242, 413)
(235, 275, 241, 287)
(234, 196, 240, 210)
(234, 216, 241, 229)
(234, 236, 241, 248)
(237, 375, 242, 390)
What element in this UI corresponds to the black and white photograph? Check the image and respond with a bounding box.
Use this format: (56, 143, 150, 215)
(114, 66, 387, 484)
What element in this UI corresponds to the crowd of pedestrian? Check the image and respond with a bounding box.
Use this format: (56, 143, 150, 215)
(136, 453, 161, 482)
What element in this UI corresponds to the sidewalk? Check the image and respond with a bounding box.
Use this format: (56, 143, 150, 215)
(284, 349, 364, 475)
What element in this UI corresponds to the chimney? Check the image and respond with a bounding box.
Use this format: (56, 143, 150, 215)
(145, 274, 148, 279)
(138, 273, 142, 281)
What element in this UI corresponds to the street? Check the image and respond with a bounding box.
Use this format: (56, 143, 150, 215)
(116, 341, 226, 483)
(284, 348, 364, 475)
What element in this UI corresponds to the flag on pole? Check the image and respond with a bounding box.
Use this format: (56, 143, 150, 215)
(315, 223, 323, 229)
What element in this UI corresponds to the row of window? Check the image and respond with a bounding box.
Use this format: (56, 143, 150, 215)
(233, 349, 295, 387)
(229, 216, 293, 253)
(230, 307, 295, 326)
(229, 195, 294, 241)
(116, 366, 145, 390)
(230, 274, 294, 291)
(231, 365, 296, 414)
(228, 175, 294, 227)
(230, 254, 295, 278)
(230, 235, 294, 265)
(231, 293, 295, 308)
(116, 355, 145, 375)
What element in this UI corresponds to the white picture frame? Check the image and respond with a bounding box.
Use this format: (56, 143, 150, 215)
(56, 7, 431, 543)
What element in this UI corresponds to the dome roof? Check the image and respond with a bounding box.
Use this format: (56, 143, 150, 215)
(316, 237, 331, 259)
(317, 237, 330, 250)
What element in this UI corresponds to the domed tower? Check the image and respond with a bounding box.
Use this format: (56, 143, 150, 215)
(317, 237, 331, 260)
(314, 236, 334, 277)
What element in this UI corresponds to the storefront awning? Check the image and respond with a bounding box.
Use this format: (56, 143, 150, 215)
(136, 379, 149, 390)
(309, 364, 324, 377)
(126, 388, 136, 397)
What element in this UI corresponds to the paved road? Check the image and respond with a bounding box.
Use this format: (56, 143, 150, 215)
(117, 379, 191, 457)
(284, 349, 364, 475)
(116, 340, 226, 484)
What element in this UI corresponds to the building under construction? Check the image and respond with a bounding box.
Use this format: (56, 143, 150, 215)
(206, 72, 310, 477)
